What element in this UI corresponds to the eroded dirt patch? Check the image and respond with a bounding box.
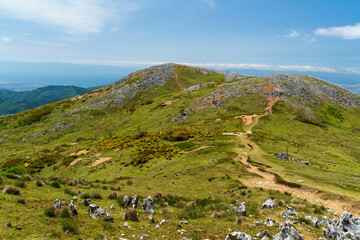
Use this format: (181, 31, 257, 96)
(91, 157, 113, 167)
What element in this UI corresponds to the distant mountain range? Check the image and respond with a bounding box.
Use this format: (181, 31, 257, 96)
(0, 85, 100, 115)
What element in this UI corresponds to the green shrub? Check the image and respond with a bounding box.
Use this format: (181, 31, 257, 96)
(50, 181, 61, 188)
(15, 180, 28, 188)
(3, 186, 20, 195)
(3, 167, 26, 176)
(21, 175, 33, 181)
(60, 219, 79, 234)
(91, 192, 103, 199)
(298, 216, 311, 225)
(17, 198, 26, 204)
(60, 208, 71, 218)
(124, 209, 138, 222)
(108, 192, 118, 199)
(5, 173, 21, 179)
(64, 188, 78, 196)
(44, 207, 58, 217)
(35, 179, 45, 187)
(80, 193, 91, 199)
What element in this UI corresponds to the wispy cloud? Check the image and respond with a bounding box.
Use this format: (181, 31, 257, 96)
(0, 0, 139, 35)
(314, 23, 360, 40)
(198, 0, 216, 9)
(284, 29, 299, 38)
(63, 60, 337, 73)
(1, 36, 11, 42)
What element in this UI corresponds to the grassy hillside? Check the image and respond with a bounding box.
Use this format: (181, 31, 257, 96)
(0, 64, 359, 239)
(0, 85, 96, 115)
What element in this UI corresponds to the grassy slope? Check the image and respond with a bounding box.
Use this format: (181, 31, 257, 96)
(0, 65, 359, 238)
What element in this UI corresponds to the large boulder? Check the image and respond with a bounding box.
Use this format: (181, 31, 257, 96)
(273, 220, 304, 240)
(142, 196, 154, 213)
(88, 204, 113, 222)
(225, 232, 252, 240)
(261, 199, 277, 209)
(322, 211, 360, 239)
(124, 195, 132, 208)
(280, 206, 299, 219)
(132, 195, 138, 209)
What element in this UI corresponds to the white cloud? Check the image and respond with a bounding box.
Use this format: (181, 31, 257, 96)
(1, 37, 11, 42)
(344, 68, 360, 74)
(285, 29, 299, 38)
(62, 60, 337, 73)
(314, 23, 360, 40)
(199, 0, 215, 9)
(0, 0, 139, 35)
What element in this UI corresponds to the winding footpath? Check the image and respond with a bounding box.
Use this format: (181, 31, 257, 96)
(224, 113, 359, 215)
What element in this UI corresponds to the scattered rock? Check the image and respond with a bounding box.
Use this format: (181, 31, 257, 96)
(110, 204, 115, 210)
(132, 195, 139, 209)
(256, 230, 272, 239)
(124, 195, 132, 208)
(160, 219, 167, 225)
(88, 204, 113, 222)
(148, 215, 155, 224)
(54, 199, 61, 209)
(264, 218, 276, 227)
(124, 222, 131, 229)
(262, 199, 277, 209)
(142, 196, 154, 213)
(3, 222, 11, 228)
(225, 231, 252, 240)
(232, 202, 246, 216)
(273, 220, 304, 240)
(322, 211, 360, 239)
(280, 206, 299, 219)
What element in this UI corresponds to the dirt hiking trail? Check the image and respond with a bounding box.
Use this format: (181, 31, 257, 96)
(224, 109, 359, 215)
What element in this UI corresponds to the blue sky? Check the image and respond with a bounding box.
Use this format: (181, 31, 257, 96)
(0, 0, 360, 85)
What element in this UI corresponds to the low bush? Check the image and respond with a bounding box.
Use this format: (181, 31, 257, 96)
(44, 207, 58, 218)
(3, 186, 21, 195)
(80, 193, 91, 199)
(60, 208, 71, 218)
(21, 175, 33, 181)
(108, 192, 118, 199)
(91, 192, 103, 199)
(60, 219, 79, 234)
(5, 173, 21, 179)
(35, 179, 45, 187)
(64, 188, 79, 196)
(15, 180, 28, 188)
(50, 181, 61, 188)
(124, 209, 138, 222)
(17, 198, 26, 204)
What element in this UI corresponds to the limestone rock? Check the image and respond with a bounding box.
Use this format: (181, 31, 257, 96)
(142, 196, 154, 214)
(225, 232, 252, 240)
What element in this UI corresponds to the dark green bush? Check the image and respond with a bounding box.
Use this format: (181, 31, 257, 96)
(15, 180, 28, 188)
(3, 186, 20, 195)
(17, 198, 26, 204)
(124, 209, 138, 222)
(35, 179, 45, 187)
(91, 192, 103, 199)
(60, 219, 79, 234)
(50, 181, 61, 188)
(44, 207, 58, 217)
